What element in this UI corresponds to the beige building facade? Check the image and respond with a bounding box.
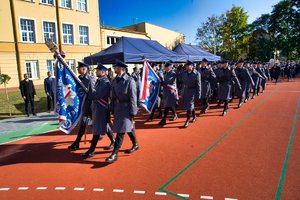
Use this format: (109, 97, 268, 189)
(0, 0, 101, 89)
(124, 22, 185, 50)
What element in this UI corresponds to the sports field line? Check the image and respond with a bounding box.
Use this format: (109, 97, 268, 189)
(159, 87, 279, 200)
(275, 97, 300, 200)
(0, 122, 59, 145)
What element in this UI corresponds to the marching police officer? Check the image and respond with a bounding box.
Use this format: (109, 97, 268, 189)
(131, 66, 141, 105)
(82, 64, 115, 159)
(180, 61, 201, 128)
(106, 61, 139, 163)
(256, 62, 268, 94)
(216, 60, 241, 116)
(235, 61, 254, 108)
(68, 62, 96, 151)
(248, 62, 263, 99)
(198, 58, 216, 114)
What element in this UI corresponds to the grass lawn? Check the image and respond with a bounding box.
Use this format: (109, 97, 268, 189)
(0, 88, 49, 120)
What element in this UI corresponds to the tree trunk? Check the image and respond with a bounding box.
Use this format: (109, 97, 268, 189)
(4, 83, 12, 117)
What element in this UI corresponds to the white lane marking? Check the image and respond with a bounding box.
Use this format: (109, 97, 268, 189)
(0, 188, 10, 191)
(18, 187, 29, 190)
(74, 187, 85, 191)
(133, 190, 145, 194)
(225, 198, 238, 200)
(201, 196, 214, 199)
(93, 188, 104, 192)
(155, 192, 167, 196)
(113, 189, 124, 193)
(55, 187, 66, 190)
(178, 193, 190, 198)
(36, 187, 47, 190)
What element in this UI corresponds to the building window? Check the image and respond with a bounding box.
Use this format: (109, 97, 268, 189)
(77, 0, 87, 12)
(106, 36, 120, 45)
(79, 26, 89, 44)
(20, 19, 35, 43)
(46, 60, 56, 74)
(40, 0, 53, 5)
(43, 22, 56, 43)
(61, 0, 71, 8)
(62, 24, 73, 44)
(65, 59, 76, 73)
(25, 61, 39, 79)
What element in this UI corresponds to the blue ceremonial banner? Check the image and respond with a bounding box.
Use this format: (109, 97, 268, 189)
(55, 57, 87, 133)
(139, 60, 161, 113)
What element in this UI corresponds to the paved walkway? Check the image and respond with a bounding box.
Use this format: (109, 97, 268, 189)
(0, 112, 59, 144)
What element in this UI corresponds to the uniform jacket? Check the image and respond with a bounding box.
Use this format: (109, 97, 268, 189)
(88, 75, 111, 135)
(111, 73, 137, 133)
(180, 69, 201, 110)
(217, 68, 241, 100)
(199, 66, 216, 98)
(235, 67, 254, 97)
(162, 70, 178, 107)
(44, 77, 54, 95)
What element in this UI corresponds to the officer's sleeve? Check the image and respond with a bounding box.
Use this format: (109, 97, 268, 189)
(32, 81, 36, 95)
(196, 72, 201, 99)
(128, 78, 138, 116)
(210, 67, 217, 79)
(19, 82, 24, 97)
(246, 69, 255, 87)
(231, 69, 241, 89)
(89, 81, 110, 100)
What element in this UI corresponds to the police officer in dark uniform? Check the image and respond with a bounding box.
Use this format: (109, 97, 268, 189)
(180, 61, 201, 128)
(256, 62, 268, 94)
(68, 62, 96, 151)
(235, 61, 254, 108)
(19, 73, 37, 117)
(158, 62, 178, 126)
(131, 66, 141, 105)
(216, 60, 241, 116)
(82, 64, 114, 159)
(44, 71, 54, 112)
(249, 62, 263, 99)
(106, 61, 138, 163)
(198, 58, 216, 114)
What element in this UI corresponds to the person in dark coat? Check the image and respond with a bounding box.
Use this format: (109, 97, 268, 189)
(44, 71, 54, 112)
(68, 62, 96, 151)
(106, 61, 138, 163)
(147, 63, 163, 121)
(82, 64, 115, 159)
(198, 58, 216, 114)
(180, 61, 201, 128)
(19, 73, 36, 117)
(255, 62, 268, 94)
(216, 60, 241, 116)
(131, 66, 141, 105)
(284, 64, 292, 81)
(158, 62, 178, 126)
(235, 61, 254, 108)
(248, 62, 263, 99)
(273, 63, 281, 84)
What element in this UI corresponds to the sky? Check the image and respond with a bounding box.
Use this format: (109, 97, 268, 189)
(99, 0, 281, 45)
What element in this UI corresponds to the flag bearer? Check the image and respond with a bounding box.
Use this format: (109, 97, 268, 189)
(106, 61, 139, 163)
(158, 62, 178, 126)
(68, 62, 95, 151)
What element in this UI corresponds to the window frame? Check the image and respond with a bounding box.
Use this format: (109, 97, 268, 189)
(62, 22, 75, 44)
(60, 0, 72, 9)
(76, 0, 88, 12)
(19, 17, 37, 43)
(25, 60, 40, 80)
(40, 0, 54, 5)
(42, 20, 57, 43)
(78, 25, 89, 45)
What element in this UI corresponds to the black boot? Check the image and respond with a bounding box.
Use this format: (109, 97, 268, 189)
(104, 130, 115, 150)
(238, 98, 243, 108)
(68, 124, 85, 151)
(222, 101, 229, 116)
(191, 110, 197, 123)
(170, 107, 178, 121)
(156, 107, 162, 118)
(183, 111, 191, 128)
(158, 118, 166, 125)
(106, 149, 119, 163)
(126, 132, 139, 154)
(82, 135, 99, 159)
(171, 114, 178, 121)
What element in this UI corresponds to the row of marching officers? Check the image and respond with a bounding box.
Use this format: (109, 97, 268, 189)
(67, 59, 269, 163)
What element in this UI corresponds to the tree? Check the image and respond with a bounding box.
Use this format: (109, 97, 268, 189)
(220, 6, 250, 61)
(269, 0, 300, 59)
(0, 69, 12, 116)
(196, 14, 225, 54)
